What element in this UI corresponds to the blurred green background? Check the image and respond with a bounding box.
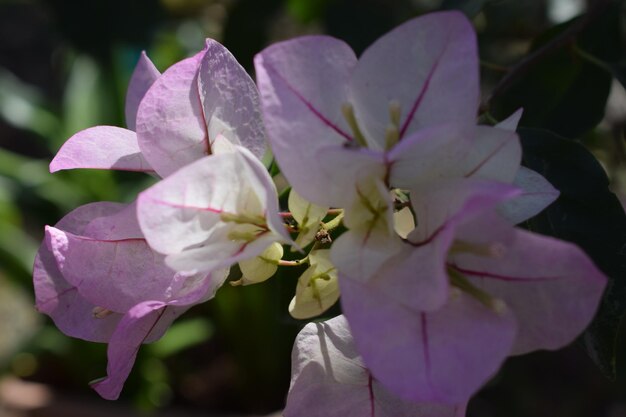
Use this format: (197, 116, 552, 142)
(1, 0, 626, 416)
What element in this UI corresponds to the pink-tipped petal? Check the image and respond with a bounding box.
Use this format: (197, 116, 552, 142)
(125, 51, 160, 131)
(499, 166, 559, 224)
(453, 225, 607, 355)
(350, 11, 479, 147)
(198, 39, 266, 159)
(254, 36, 357, 205)
(285, 315, 467, 417)
(50, 126, 153, 173)
(136, 48, 208, 177)
(340, 278, 516, 404)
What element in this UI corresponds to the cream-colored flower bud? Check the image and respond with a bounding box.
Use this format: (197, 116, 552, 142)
(237, 242, 284, 285)
(288, 189, 328, 248)
(289, 250, 340, 319)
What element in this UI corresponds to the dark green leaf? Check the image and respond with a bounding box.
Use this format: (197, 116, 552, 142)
(490, 4, 619, 138)
(519, 128, 626, 378)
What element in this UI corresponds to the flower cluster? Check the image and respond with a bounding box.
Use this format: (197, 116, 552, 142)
(34, 10, 607, 414)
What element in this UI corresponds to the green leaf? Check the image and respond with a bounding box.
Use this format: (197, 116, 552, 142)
(490, 11, 616, 138)
(519, 128, 626, 378)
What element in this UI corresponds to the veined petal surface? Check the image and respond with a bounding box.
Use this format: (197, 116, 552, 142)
(285, 315, 467, 417)
(255, 36, 357, 205)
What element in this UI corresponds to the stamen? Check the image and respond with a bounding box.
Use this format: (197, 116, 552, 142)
(384, 124, 400, 150)
(388, 100, 401, 128)
(92, 306, 113, 319)
(450, 240, 507, 258)
(341, 103, 368, 147)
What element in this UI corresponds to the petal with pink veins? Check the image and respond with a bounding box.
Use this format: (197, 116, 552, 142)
(462, 126, 521, 183)
(45, 226, 195, 313)
(387, 124, 472, 190)
(138, 147, 290, 273)
(285, 315, 467, 417)
(33, 202, 130, 342)
(340, 278, 516, 404)
(254, 36, 357, 205)
(451, 220, 607, 355)
(350, 11, 479, 147)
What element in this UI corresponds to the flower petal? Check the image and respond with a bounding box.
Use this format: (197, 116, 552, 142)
(340, 277, 516, 403)
(45, 226, 195, 313)
(138, 147, 289, 273)
(125, 51, 160, 131)
(452, 223, 607, 355)
(255, 36, 357, 204)
(495, 108, 523, 131)
(371, 226, 455, 313)
(408, 179, 521, 243)
(33, 202, 130, 342)
(387, 124, 472, 189)
(50, 126, 153, 173)
(90, 267, 227, 400)
(498, 166, 559, 224)
(90, 301, 186, 400)
(198, 39, 266, 159)
(350, 11, 479, 147)
(285, 315, 466, 417)
(462, 126, 521, 183)
(136, 48, 208, 177)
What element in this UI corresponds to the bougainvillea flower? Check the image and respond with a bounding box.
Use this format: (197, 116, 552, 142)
(34, 201, 227, 400)
(339, 179, 607, 404)
(255, 12, 527, 282)
(50, 39, 265, 177)
(284, 315, 466, 417)
(137, 145, 292, 273)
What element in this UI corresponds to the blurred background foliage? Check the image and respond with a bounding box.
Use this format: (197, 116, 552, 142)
(1, 0, 626, 416)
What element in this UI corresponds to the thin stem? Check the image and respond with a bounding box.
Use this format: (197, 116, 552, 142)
(278, 258, 309, 267)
